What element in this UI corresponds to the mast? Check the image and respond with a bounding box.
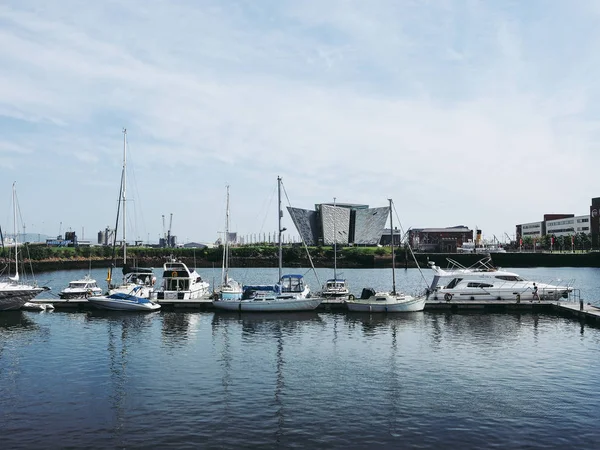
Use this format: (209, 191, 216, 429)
(333, 197, 337, 281)
(12, 182, 19, 282)
(122, 128, 127, 265)
(223, 184, 230, 285)
(278, 176, 283, 280)
(389, 198, 395, 295)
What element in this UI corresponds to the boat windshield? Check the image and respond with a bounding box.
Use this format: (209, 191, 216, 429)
(495, 275, 524, 281)
(281, 276, 304, 293)
(445, 278, 462, 289)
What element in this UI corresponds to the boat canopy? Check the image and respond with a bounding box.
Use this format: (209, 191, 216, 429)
(122, 265, 154, 275)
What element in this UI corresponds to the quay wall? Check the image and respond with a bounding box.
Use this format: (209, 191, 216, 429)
(6, 247, 600, 273)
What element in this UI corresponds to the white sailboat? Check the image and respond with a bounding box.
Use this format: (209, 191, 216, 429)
(213, 177, 322, 312)
(89, 129, 160, 312)
(106, 129, 155, 299)
(346, 199, 426, 313)
(0, 183, 50, 311)
(320, 197, 350, 300)
(216, 185, 242, 300)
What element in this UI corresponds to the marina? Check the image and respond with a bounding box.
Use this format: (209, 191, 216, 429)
(19, 264, 600, 326)
(2, 291, 600, 449)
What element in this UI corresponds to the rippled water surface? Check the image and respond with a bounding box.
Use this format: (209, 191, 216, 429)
(1, 267, 600, 449)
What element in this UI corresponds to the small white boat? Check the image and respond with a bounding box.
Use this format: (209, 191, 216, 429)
(213, 177, 323, 312)
(346, 198, 426, 313)
(87, 287, 161, 311)
(427, 257, 573, 301)
(108, 266, 155, 299)
(22, 302, 55, 311)
(215, 185, 243, 301)
(105, 129, 156, 300)
(59, 275, 103, 299)
(319, 198, 350, 300)
(346, 288, 426, 312)
(321, 278, 350, 299)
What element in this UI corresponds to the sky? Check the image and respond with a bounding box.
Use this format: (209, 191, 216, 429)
(1, 0, 600, 246)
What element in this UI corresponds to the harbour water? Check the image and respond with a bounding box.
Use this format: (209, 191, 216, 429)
(2, 266, 600, 449)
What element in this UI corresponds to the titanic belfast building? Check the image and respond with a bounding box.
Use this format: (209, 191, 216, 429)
(286, 203, 390, 246)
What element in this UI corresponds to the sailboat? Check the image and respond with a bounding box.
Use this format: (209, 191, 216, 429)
(216, 185, 242, 300)
(346, 199, 426, 312)
(213, 177, 323, 312)
(88, 129, 160, 312)
(106, 129, 155, 299)
(0, 183, 50, 311)
(320, 198, 350, 300)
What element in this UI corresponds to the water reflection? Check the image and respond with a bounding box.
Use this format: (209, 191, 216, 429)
(84, 310, 157, 443)
(212, 311, 322, 337)
(344, 311, 424, 336)
(161, 312, 201, 346)
(0, 311, 37, 331)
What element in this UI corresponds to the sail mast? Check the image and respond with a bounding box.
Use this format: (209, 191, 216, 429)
(389, 198, 396, 295)
(333, 197, 337, 281)
(122, 128, 127, 266)
(12, 182, 19, 282)
(278, 176, 283, 281)
(223, 184, 230, 285)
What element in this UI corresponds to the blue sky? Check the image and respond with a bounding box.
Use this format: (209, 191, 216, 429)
(1, 0, 599, 245)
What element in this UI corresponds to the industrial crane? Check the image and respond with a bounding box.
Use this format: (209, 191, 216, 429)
(167, 213, 173, 248)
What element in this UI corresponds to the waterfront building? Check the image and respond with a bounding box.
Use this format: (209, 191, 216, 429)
(407, 226, 472, 252)
(287, 203, 389, 246)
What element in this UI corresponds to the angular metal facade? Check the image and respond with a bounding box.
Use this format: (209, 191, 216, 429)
(287, 204, 390, 246)
(321, 205, 351, 245)
(353, 206, 390, 245)
(286, 207, 319, 246)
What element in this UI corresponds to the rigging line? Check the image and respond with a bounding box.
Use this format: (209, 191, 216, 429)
(14, 188, 37, 285)
(391, 202, 429, 291)
(108, 166, 125, 286)
(257, 183, 277, 237)
(123, 135, 148, 243)
(280, 181, 321, 288)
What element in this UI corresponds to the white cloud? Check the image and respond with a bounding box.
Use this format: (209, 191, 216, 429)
(0, 0, 599, 244)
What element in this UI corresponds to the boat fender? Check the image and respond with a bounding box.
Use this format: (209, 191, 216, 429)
(348, 294, 355, 301)
(171, 271, 177, 277)
(516, 294, 520, 303)
(444, 293, 452, 302)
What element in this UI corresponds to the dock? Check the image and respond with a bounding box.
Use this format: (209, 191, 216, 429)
(27, 297, 600, 325)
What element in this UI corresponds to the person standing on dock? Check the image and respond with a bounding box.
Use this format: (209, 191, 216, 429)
(532, 283, 539, 301)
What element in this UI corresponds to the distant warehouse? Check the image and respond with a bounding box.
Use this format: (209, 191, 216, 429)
(408, 226, 473, 253)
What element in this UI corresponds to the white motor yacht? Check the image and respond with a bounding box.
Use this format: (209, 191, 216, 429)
(427, 257, 573, 302)
(152, 259, 210, 301)
(59, 275, 103, 299)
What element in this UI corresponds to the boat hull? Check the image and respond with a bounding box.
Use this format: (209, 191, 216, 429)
(433, 288, 571, 302)
(109, 284, 153, 299)
(87, 296, 161, 311)
(213, 297, 323, 312)
(0, 287, 47, 311)
(219, 290, 243, 301)
(346, 295, 426, 312)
